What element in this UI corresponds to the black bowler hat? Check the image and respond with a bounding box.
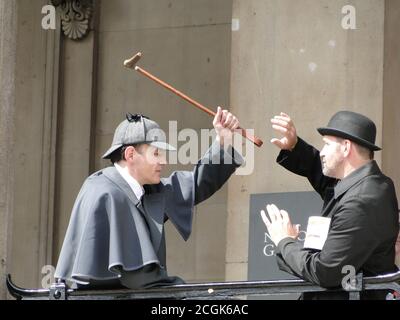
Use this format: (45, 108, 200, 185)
(317, 111, 381, 151)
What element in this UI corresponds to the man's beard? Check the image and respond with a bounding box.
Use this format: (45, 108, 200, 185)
(321, 157, 343, 179)
(322, 163, 335, 178)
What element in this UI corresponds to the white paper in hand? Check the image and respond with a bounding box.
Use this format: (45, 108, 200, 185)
(303, 216, 331, 250)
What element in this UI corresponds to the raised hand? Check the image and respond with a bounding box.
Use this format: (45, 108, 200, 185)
(270, 112, 298, 151)
(213, 106, 240, 146)
(260, 204, 300, 246)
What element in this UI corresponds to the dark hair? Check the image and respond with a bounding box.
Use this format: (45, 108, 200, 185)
(109, 144, 143, 164)
(335, 137, 374, 160)
(353, 143, 374, 160)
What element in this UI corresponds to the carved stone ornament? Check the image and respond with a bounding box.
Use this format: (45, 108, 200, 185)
(51, 0, 93, 40)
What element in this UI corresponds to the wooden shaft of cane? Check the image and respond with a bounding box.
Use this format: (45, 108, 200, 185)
(134, 66, 263, 147)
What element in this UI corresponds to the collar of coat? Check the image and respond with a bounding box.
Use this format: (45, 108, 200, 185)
(102, 166, 164, 239)
(334, 160, 382, 199)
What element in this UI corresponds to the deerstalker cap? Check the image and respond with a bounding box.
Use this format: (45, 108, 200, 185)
(102, 113, 176, 159)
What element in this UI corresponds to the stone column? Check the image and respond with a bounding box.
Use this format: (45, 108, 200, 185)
(0, 0, 17, 299)
(382, 0, 400, 199)
(382, 0, 400, 269)
(227, 0, 385, 280)
(52, 0, 100, 263)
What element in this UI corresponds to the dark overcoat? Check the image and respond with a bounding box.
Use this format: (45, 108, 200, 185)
(275, 138, 399, 299)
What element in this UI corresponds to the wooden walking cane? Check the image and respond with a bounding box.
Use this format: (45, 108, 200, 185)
(124, 52, 263, 147)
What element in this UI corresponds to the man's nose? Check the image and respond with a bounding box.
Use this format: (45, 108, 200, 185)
(159, 155, 167, 165)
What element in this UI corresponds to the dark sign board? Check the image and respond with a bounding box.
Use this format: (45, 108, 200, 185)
(247, 191, 323, 299)
(248, 191, 323, 281)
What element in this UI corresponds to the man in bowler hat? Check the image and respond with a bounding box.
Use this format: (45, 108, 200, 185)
(262, 111, 399, 299)
(55, 107, 244, 290)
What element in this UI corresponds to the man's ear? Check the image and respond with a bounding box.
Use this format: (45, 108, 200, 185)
(343, 140, 352, 157)
(124, 146, 136, 161)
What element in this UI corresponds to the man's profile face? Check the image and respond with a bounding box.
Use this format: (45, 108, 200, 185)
(129, 144, 167, 185)
(320, 136, 345, 178)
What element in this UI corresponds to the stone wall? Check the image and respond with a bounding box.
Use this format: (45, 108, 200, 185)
(227, 0, 387, 280)
(0, 0, 17, 299)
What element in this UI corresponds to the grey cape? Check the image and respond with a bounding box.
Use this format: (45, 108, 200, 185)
(55, 142, 243, 285)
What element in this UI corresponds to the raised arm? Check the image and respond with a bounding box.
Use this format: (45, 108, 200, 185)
(271, 112, 337, 198)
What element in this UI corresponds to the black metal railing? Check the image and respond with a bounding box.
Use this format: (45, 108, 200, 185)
(6, 271, 400, 300)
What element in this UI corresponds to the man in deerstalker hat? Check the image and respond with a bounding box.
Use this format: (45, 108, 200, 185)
(55, 107, 244, 290)
(262, 111, 399, 299)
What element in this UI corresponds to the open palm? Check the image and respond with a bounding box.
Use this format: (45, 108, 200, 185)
(270, 112, 298, 150)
